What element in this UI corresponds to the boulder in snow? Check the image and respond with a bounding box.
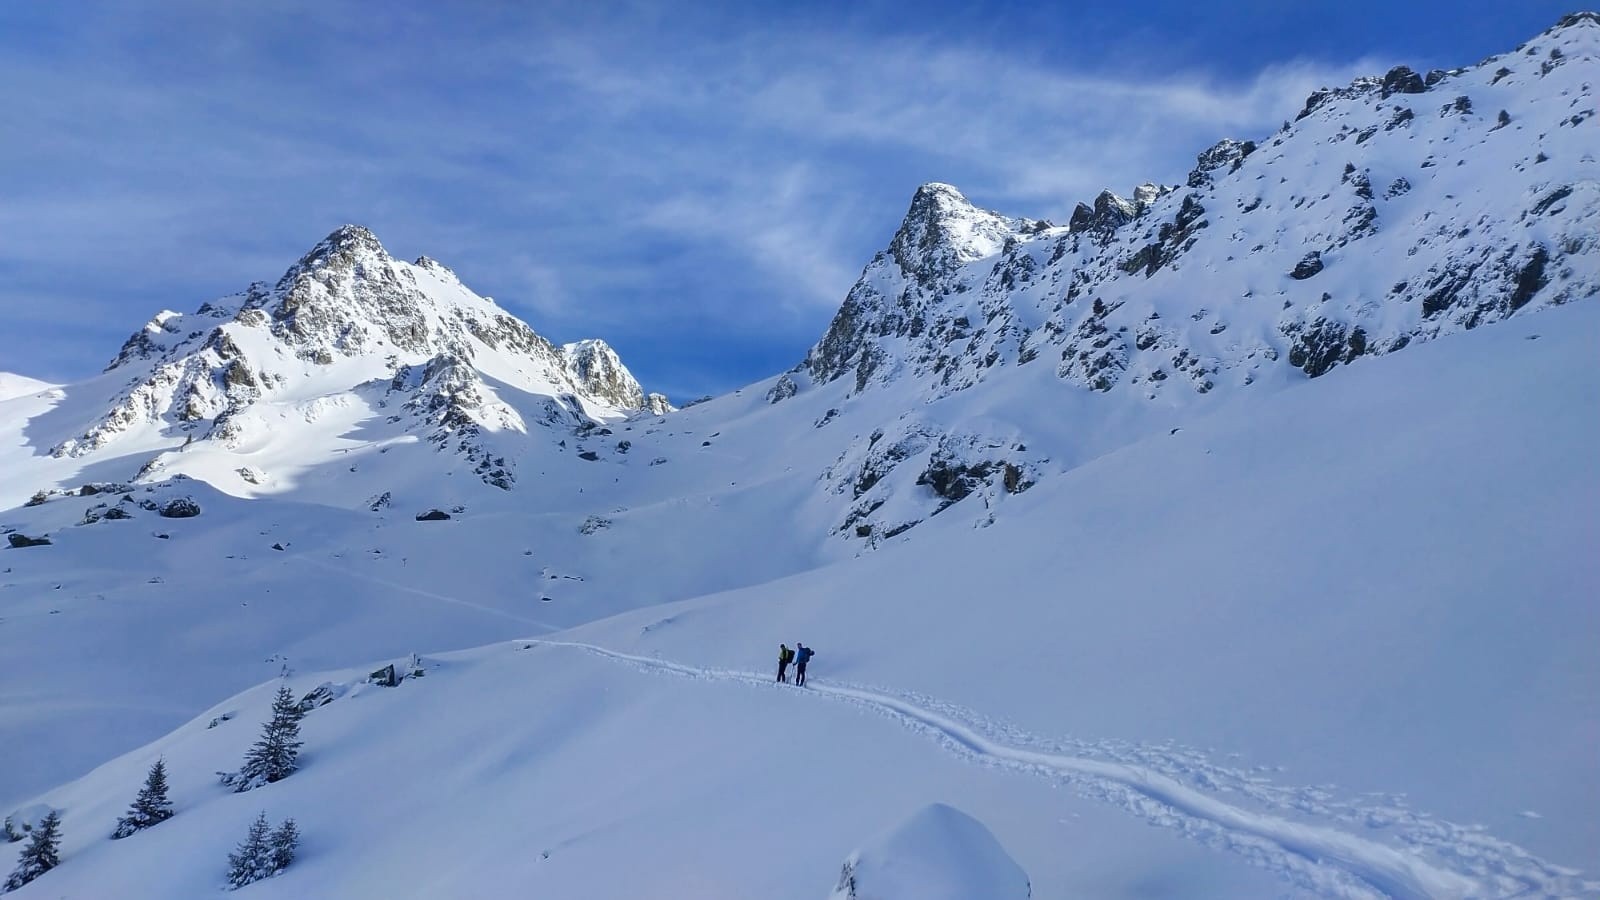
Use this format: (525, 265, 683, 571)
(158, 497, 202, 518)
(829, 803, 1030, 900)
(6, 533, 50, 549)
(415, 509, 451, 521)
(369, 663, 399, 687)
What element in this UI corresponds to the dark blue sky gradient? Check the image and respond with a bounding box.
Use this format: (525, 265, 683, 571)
(0, 1, 1577, 399)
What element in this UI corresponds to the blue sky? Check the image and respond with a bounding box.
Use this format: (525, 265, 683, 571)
(0, 1, 1576, 399)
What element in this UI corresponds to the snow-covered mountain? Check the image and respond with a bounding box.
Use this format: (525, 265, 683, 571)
(0, 14, 1596, 900)
(784, 12, 1598, 539)
(17, 225, 661, 504)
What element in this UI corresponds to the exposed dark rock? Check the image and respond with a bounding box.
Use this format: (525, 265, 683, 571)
(8, 534, 51, 548)
(1530, 185, 1572, 216)
(158, 498, 202, 518)
(368, 664, 398, 687)
(1284, 318, 1369, 377)
(577, 450, 600, 461)
(766, 373, 799, 404)
(1380, 65, 1427, 97)
(414, 509, 451, 521)
(1068, 190, 1137, 235)
(297, 684, 336, 712)
(1508, 245, 1550, 312)
(1290, 252, 1325, 280)
(1187, 139, 1256, 188)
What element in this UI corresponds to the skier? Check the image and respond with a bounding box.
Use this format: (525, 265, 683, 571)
(776, 643, 794, 683)
(794, 643, 815, 686)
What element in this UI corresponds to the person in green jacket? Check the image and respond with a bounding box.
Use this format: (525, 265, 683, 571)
(777, 644, 795, 683)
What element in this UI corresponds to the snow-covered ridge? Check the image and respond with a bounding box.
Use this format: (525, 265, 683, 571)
(778, 12, 1598, 541)
(0, 373, 57, 403)
(37, 225, 661, 493)
(800, 12, 1598, 402)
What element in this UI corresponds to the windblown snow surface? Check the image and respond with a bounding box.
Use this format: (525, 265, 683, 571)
(1, 15, 1598, 898)
(1, 299, 1595, 898)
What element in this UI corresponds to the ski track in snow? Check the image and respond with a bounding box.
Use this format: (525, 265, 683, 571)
(527, 640, 1594, 900)
(293, 556, 562, 633)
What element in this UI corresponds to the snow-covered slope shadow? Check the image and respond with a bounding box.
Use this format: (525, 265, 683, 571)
(7, 301, 1595, 899)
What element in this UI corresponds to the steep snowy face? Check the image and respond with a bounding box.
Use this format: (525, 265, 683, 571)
(805, 183, 1043, 391)
(48, 226, 658, 491)
(801, 14, 1598, 402)
(784, 13, 1599, 547)
(561, 339, 646, 410)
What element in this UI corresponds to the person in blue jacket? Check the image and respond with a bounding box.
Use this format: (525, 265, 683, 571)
(794, 643, 815, 686)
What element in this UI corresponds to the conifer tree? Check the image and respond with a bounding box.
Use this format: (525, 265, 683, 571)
(112, 758, 174, 838)
(225, 812, 272, 890)
(3, 810, 62, 892)
(235, 686, 304, 790)
(268, 819, 299, 874)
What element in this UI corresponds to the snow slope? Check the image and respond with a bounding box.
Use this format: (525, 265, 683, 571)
(0, 14, 1596, 898)
(4, 290, 1596, 899)
(0, 375, 55, 404)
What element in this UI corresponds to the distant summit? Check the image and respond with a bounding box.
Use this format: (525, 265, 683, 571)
(49, 225, 663, 492)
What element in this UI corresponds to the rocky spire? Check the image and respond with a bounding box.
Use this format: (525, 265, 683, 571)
(562, 339, 647, 410)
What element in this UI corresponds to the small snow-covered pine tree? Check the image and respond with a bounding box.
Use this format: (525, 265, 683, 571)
(112, 758, 174, 838)
(3, 809, 62, 893)
(268, 819, 298, 874)
(235, 686, 304, 790)
(225, 812, 272, 890)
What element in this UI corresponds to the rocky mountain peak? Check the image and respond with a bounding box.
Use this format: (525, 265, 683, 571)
(800, 14, 1597, 417)
(277, 224, 388, 287)
(1549, 10, 1599, 34)
(562, 339, 647, 410)
(888, 183, 1035, 284)
(49, 225, 661, 477)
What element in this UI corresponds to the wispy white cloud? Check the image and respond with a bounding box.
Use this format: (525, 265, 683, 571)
(0, 3, 1391, 394)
